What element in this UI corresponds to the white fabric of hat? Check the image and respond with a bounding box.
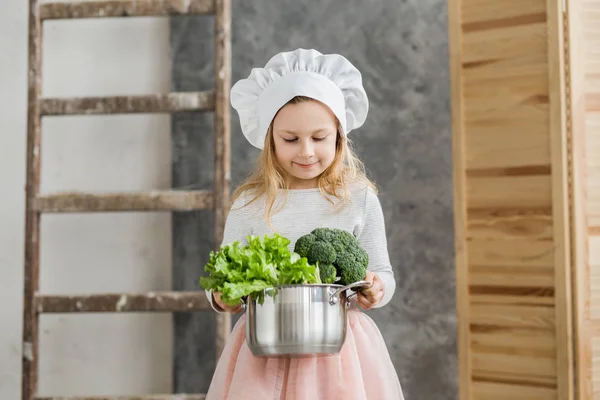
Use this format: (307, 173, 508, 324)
(230, 48, 369, 149)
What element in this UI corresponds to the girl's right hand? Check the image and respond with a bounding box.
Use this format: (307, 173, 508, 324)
(213, 291, 243, 314)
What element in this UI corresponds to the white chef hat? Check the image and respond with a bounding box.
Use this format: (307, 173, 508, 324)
(230, 48, 369, 149)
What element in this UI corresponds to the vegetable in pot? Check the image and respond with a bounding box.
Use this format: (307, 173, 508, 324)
(294, 227, 369, 286)
(199, 233, 319, 306)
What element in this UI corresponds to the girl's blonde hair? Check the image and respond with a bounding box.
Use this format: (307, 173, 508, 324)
(230, 96, 377, 227)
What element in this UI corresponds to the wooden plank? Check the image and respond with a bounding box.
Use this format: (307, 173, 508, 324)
(590, 236, 600, 319)
(462, 12, 546, 34)
(471, 351, 556, 386)
(35, 292, 211, 313)
(546, 0, 575, 398)
(213, 0, 232, 361)
(471, 297, 556, 386)
(593, 338, 600, 389)
(34, 190, 213, 212)
(587, 112, 600, 248)
(468, 238, 555, 268)
(589, 93, 600, 111)
(590, 173, 600, 229)
(589, 167, 600, 193)
(471, 326, 557, 388)
(588, 115, 600, 228)
(467, 175, 551, 210)
(39, 0, 214, 20)
(461, 0, 546, 25)
(39, 92, 214, 116)
(588, 166, 600, 231)
(462, 22, 547, 65)
(468, 207, 553, 240)
(35, 396, 205, 400)
(448, 0, 472, 397)
(593, 322, 600, 338)
(472, 380, 556, 400)
(465, 126, 550, 170)
(462, 51, 548, 83)
(591, 237, 600, 272)
(567, 0, 594, 397)
(471, 293, 554, 307)
(471, 327, 556, 357)
(23, 0, 43, 397)
(463, 72, 549, 126)
(469, 266, 554, 288)
(470, 303, 555, 330)
(586, 114, 600, 168)
(468, 238, 555, 304)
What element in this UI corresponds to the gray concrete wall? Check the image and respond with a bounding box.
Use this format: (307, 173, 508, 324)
(171, 1, 457, 398)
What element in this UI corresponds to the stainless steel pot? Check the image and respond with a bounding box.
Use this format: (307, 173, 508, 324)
(243, 280, 371, 358)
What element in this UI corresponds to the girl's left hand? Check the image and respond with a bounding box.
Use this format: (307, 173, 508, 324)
(356, 271, 384, 310)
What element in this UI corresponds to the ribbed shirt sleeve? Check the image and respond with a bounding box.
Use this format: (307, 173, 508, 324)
(355, 188, 396, 308)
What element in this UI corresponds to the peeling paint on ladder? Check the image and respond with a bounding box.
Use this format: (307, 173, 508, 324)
(116, 294, 128, 311)
(23, 342, 33, 361)
(181, 0, 192, 11)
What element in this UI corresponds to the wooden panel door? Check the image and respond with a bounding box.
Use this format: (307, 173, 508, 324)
(448, 0, 574, 398)
(569, 0, 600, 397)
(586, 0, 600, 391)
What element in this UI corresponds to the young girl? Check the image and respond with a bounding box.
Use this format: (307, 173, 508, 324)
(205, 48, 404, 400)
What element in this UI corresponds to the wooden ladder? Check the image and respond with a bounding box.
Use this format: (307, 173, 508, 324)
(22, 1, 231, 399)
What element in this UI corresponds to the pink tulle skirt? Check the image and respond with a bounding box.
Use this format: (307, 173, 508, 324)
(206, 309, 405, 400)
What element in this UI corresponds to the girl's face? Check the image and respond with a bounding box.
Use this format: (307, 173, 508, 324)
(272, 100, 338, 189)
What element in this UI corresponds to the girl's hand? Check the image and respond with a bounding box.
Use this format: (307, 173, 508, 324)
(356, 271, 384, 310)
(213, 291, 243, 314)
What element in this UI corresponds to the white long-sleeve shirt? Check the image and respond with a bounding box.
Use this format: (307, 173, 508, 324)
(205, 183, 396, 311)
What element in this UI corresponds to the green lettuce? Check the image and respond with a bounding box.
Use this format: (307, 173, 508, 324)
(199, 233, 321, 306)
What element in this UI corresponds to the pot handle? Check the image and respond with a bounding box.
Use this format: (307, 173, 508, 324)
(329, 280, 372, 305)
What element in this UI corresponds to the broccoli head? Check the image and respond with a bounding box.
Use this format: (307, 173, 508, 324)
(307, 241, 336, 265)
(317, 263, 337, 284)
(293, 233, 316, 258)
(336, 247, 369, 285)
(294, 227, 369, 285)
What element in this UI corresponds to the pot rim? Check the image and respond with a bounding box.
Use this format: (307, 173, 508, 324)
(267, 283, 345, 289)
(250, 280, 371, 293)
(243, 280, 371, 308)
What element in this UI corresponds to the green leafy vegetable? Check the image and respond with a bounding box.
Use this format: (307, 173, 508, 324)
(294, 227, 369, 286)
(316, 262, 337, 284)
(199, 233, 320, 306)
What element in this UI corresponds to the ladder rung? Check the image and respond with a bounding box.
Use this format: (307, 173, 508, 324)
(35, 395, 206, 400)
(39, 91, 214, 116)
(36, 292, 212, 313)
(39, 0, 214, 20)
(34, 190, 213, 212)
